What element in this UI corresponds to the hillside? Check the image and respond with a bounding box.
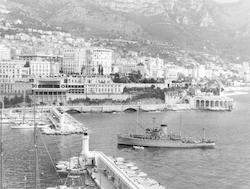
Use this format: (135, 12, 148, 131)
(2, 0, 250, 57)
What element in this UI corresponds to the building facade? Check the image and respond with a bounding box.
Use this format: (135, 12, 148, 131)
(19, 53, 62, 76)
(30, 60, 60, 77)
(0, 60, 26, 83)
(0, 45, 11, 60)
(31, 75, 124, 105)
(146, 57, 164, 78)
(63, 48, 87, 74)
(0, 82, 32, 96)
(89, 48, 113, 75)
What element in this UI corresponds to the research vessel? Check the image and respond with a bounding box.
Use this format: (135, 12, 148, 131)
(117, 125, 215, 148)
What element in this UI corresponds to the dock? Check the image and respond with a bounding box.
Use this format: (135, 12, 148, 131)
(80, 133, 165, 189)
(42, 107, 88, 135)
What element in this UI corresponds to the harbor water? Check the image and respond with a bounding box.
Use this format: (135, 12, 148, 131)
(2, 93, 250, 189)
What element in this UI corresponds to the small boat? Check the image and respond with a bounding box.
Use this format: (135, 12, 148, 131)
(11, 122, 51, 129)
(11, 123, 34, 129)
(41, 128, 56, 135)
(133, 146, 144, 150)
(56, 157, 87, 175)
(0, 118, 11, 124)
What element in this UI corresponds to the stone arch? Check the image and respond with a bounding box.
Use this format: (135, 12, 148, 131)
(123, 108, 137, 112)
(206, 100, 209, 107)
(65, 108, 81, 113)
(224, 101, 228, 108)
(211, 101, 215, 107)
(201, 100, 205, 108)
(184, 99, 189, 104)
(196, 100, 200, 108)
(215, 101, 219, 107)
(220, 101, 223, 108)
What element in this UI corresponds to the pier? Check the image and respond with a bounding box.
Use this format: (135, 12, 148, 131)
(80, 133, 165, 189)
(42, 107, 88, 135)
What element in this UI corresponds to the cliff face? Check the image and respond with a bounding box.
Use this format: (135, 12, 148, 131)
(98, 0, 216, 26)
(3, 0, 250, 56)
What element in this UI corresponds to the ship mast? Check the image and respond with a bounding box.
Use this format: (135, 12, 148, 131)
(0, 100, 4, 189)
(136, 107, 138, 134)
(23, 91, 26, 124)
(33, 92, 40, 189)
(203, 128, 205, 141)
(136, 102, 141, 134)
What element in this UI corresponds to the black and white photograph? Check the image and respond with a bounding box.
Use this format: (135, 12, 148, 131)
(0, 0, 250, 188)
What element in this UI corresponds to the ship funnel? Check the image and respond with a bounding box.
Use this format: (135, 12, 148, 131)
(161, 125, 168, 136)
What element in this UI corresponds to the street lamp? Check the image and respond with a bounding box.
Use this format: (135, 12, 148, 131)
(0, 100, 4, 189)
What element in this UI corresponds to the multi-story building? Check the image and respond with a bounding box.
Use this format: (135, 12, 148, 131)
(30, 60, 60, 77)
(116, 58, 137, 76)
(145, 57, 164, 78)
(244, 73, 250, 82)
(164, 64, 179, 81)
(0, 60, 26, 83)
(89, 48, 113, 75)
(137, 63, 146, 77)
(205, 69, 213, 80)
(0, 45, 11, 60)
(0, 82, 32, 97)
(31, 75, 124, 105)
(242, 62, 249, 73)
(19, 53, 62, 75)
(0, 60, 33, 97)
(63, 48, 87, 74)
(197, 65, 206, 78)
(19, 53, 63, 62)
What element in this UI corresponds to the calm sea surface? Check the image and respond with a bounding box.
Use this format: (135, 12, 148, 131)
(2, 93, 250, 189)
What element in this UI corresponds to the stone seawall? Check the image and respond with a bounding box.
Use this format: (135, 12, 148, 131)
(60, 104, 192, 113)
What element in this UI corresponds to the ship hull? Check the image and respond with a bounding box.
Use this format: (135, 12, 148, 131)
(117, 135, 215, 148)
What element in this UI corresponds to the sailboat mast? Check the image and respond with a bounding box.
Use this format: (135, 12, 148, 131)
(0, 101, 4, 189)
(136, 107, 138, 134)
(179, 112, 182, 137)
(33, 92, 40, 189)
(23, 91, 26, 124)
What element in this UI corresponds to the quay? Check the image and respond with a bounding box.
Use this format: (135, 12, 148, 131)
(52, 132, 165, 188)
(43, 107, 88, 135)
(80, 133, 165, 189)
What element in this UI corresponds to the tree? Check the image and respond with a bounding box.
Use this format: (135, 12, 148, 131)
(81, 65, 85, 74)
(24, 61, 30, 67)
(101, 67, 104, 75)
(25, 95, 32, 104)
(123, 87, 129, 93)
(3, 97, 9, 108)
(98, 65, 101, 75)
